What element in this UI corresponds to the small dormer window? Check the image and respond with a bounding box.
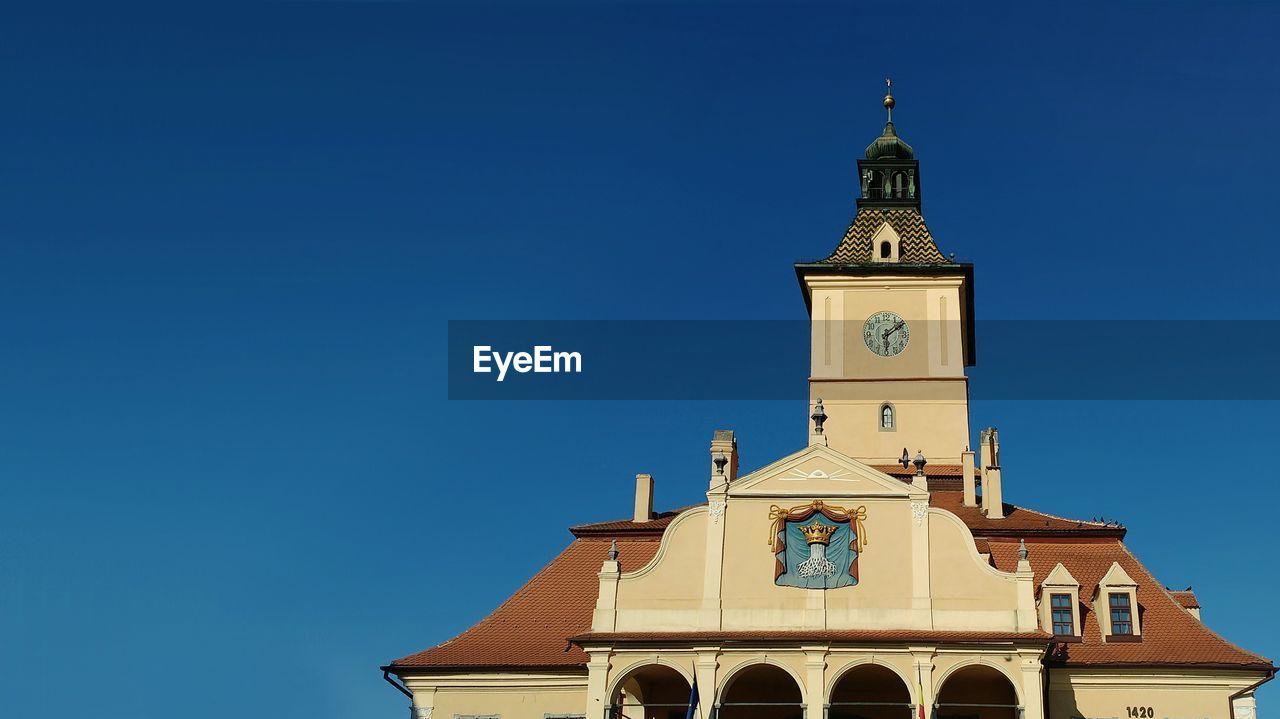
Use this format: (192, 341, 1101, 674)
(1109, 593, 1134, 635)
(879, 403, 895, 430)
(1096, 561, 1141, 640)
(1040, 562, 1081, 638)
(1050, 593, 1074, 636)
(870, 223, 901, 263)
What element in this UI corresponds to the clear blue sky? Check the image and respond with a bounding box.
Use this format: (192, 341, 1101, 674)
(2, 3, 1278, 718)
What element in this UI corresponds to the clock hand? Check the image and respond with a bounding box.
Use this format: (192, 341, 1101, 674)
(884, 320, 905, 338)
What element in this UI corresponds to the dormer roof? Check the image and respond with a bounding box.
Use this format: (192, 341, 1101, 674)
(1042, 562, 1080, 588)
(1099, 561, 1139, 588)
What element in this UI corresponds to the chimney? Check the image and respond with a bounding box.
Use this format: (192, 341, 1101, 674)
(633, 473, 654, 523)
(979, 427, 1004, 519)
(710, 429, 738, 489)
(961, 448, 977, 507)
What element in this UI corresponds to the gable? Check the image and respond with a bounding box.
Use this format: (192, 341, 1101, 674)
(1098, 561, 1138, 588)
(1042, 562, 1079, 588)
(728, 444, 922, 499)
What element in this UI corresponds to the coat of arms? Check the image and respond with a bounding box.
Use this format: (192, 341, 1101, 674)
(769, 500, 867, 589)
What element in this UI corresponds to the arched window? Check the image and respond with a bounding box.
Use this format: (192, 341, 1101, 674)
(718, 664, 803, 719)
(830, 664, 913, 719)
(608, 664, 692, 719)
(936, 665, 1020, 719)
(880, 241, 892, 259)
(880, 403, 895, 430)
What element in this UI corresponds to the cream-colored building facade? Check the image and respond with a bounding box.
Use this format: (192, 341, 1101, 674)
(385, 91, 1271, 719)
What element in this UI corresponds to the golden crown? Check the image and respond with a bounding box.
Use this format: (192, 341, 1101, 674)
(800, 520, 837, 545)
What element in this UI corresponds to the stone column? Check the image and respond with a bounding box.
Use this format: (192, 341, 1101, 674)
(909, 649, 935, 719)
(1017, 651, 1045, 719)
(803, 646, 829, 719)
(694, 649, 721, 719)
(586, 651, 613, 719)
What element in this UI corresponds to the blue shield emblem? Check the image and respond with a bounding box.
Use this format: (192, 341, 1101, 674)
(769, 501, 867, 589)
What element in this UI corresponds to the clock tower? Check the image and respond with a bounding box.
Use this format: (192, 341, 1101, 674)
(796, 82, 975, 465)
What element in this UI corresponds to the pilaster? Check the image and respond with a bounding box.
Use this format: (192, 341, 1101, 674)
(586, 651, 613, 719)
(803, 646, 829, 719)
(593, 557, 621, 632)
(1232, 692, 1258, 719)
(701, 488, 727, 629)
(1015, 547, 1037, 632)
(1017, 650, 1046, 719)
(910, 648, 935, 717)
(410, 688, 435, 719)
(694, 649, 721, 719)
(911, 495, 933, 620)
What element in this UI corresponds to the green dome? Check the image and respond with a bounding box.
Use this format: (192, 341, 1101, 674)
(864, 121, 915, 160)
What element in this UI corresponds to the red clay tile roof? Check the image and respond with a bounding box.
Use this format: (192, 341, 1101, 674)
(1169, 589, 1201, 610)
(387, 537, 658, 670)
(870, 464, 964, 477)
(570, 507, 694, 538)
(930, 490, 1125, 538)
(988, 540, 1269, 669)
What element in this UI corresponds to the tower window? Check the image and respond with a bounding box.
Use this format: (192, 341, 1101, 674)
(1050, 593, 1075, 636)
(879, 403, 895, 430)
(1109, 593, 1133, 635)
(893, 172, 905, 198)
(880, 241, 892, 259)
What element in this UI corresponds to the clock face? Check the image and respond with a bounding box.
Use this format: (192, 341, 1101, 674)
(863, 311, 910, 357)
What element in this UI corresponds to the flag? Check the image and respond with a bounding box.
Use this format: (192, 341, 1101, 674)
(686, 675, 700, 719)
(917, 676, 927, 719)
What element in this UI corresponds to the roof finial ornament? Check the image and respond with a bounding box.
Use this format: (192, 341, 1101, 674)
(608, 539, 619, 561)
(1018, 538, 1029, 561)
(883, 77, 895, 123)
(810, 398, 827, 435)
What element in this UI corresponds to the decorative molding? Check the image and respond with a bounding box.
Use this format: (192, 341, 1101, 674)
(412, 708, 432, 719)
(709, 501, 726, 523)
(782, 467, 854, 481)
(911, 500, 928, 526)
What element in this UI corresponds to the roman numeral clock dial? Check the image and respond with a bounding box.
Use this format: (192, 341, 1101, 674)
(863, 311, 910, 357)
